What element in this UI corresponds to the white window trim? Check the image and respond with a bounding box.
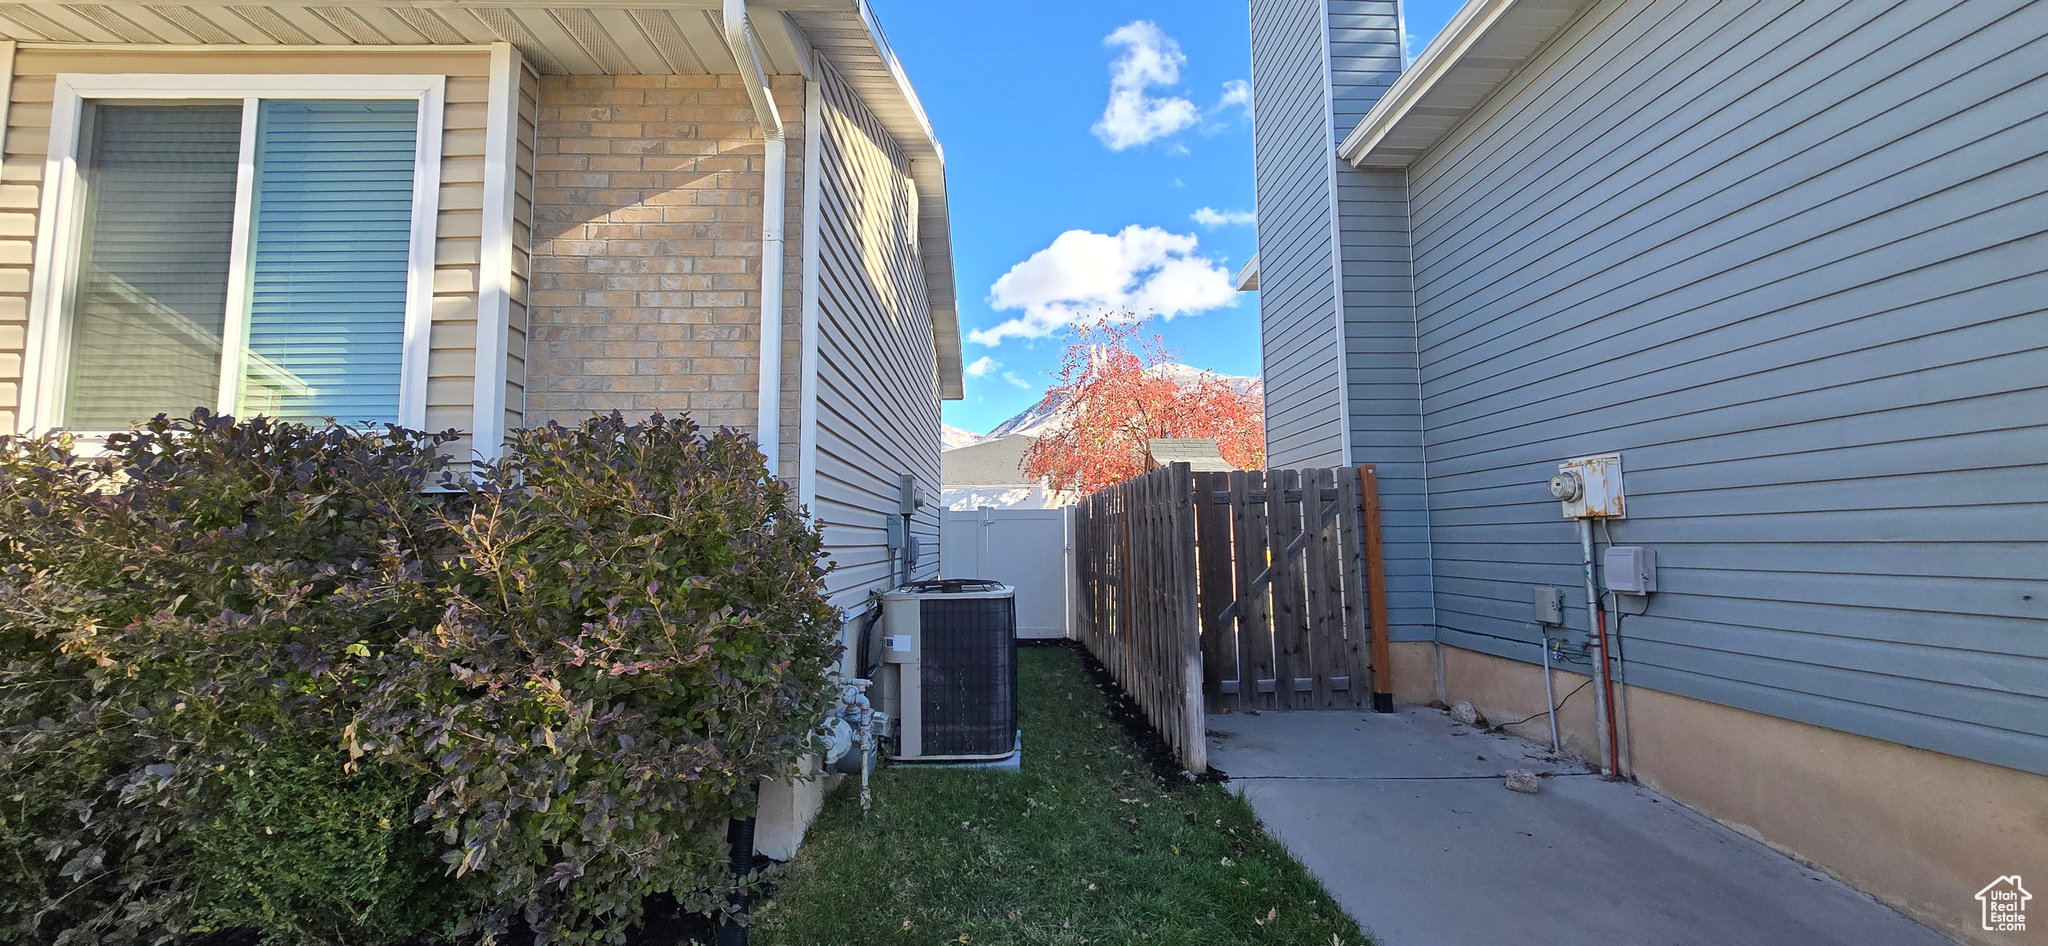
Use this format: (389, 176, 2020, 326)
(20, 73, 446, 438)
(471, 44, 519, 461)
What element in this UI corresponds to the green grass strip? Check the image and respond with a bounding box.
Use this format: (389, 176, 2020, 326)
(755, 646, 1371, 946)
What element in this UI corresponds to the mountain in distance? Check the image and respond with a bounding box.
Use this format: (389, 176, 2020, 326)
(982, 393, 1061, 440)
(969, 364, 1263, 443)
(941, 424, 988, 450)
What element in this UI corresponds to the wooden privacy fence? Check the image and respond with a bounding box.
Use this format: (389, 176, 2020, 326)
(1073, 462, 1207, 773)
(1075, 462, 1394, 772)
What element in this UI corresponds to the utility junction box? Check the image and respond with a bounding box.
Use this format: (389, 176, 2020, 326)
(1605, 546, 1657, 594)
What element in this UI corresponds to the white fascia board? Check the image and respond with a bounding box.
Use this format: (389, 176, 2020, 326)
(1337, 0, 1520, 167)
(918, 158, 962, 400)
(8, 0, 859, 11)
(851, 0, 939, 161)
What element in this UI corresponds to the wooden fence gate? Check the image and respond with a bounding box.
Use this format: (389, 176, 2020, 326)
(1075, 463, 1394, 772)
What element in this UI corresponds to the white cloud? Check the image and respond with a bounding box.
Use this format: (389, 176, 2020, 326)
(970, 225, 1238, 346)
(965, 355, 997, 377)
(1200, 79, 1254, 136)
(1092, 21, 1201, 150)
(1001, 371, 1034, 390)
(1191, 207, 1256, 228)
(1217, 79, 1252, 120)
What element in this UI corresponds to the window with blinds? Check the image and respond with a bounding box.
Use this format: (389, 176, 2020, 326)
(64, 97, 421, 430)
(67, 104, 240, 430)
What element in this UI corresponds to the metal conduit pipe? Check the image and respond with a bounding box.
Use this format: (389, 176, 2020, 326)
(1541, 631, 1561, 752)
(724, 0, 788, 472)
(1579, 519, 1618, 777)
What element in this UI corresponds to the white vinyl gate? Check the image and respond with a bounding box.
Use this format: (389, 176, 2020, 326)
(939, 506, 1073, 639)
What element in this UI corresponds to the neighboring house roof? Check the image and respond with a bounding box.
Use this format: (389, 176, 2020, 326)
(1146, 438, 1235, 473)
(1338, 0, 1585, 168)
(1235, 253, 1259, 292)
(942, 433, 1036, 487)
(0, 0, 965, 398)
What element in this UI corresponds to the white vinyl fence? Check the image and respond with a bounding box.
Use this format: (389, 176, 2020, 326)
(939, 505, 1073, 639)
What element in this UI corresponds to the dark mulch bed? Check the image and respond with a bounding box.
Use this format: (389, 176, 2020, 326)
(180, 887, 733, 946)
(1029, 638, 1227, 785)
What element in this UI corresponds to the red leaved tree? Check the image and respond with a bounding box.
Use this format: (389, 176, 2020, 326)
(1022, 316, 1265, 496)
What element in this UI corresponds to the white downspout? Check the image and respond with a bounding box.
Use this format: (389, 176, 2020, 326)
(724, 0, 788, 473)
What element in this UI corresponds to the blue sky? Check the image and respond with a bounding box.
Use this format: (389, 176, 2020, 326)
(867, 0, 1467, 434)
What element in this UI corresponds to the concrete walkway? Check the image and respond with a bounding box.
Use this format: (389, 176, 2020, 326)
(1207, 707, 1956, 946)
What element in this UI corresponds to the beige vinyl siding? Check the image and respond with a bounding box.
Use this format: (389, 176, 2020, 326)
(432, 64, 487, 454)
(812, 58, 940, 609)
(0, 46, 490, 452)
(0, 43, 18, 434)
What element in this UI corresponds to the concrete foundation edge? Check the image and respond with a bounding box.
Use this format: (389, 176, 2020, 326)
(1392, 640, 2047, 946)
(753, 755, 839, 861)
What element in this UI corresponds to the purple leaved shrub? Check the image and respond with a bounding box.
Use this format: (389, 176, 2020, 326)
(0, 410, 840, 946)
(0, 411, 465, 945)
(351, 412, 842, 944)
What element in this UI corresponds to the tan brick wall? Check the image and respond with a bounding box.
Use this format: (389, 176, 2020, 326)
(527, 74, 804, 477)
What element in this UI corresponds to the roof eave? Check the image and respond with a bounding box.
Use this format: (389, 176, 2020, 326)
(4, 0, 964, 397)
(1337, 0, 1588, 169)
(1234, 253, 1258, 292)
(798, 0, 961, 398)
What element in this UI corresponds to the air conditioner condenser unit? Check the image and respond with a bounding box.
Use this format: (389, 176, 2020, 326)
(876, 579, 1018, 763)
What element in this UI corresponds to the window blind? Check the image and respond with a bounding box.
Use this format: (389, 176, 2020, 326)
(65, 104, 240, 429)
(241, 100, 419, 425)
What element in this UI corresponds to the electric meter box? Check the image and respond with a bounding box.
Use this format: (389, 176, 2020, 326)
(1555, 454, 1626, 519)
(897, 473, 926, 516)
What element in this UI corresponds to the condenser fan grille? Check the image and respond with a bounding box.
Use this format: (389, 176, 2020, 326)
(919, 596, 1017, 757)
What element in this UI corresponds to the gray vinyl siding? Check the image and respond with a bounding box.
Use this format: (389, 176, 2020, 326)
(1249, 0, 1344, 468)
(1403, 0, 2048, 774)
(1327, 0, 1401, 129)
(1328, 0, 1433, 640)
(813, 60, 941, 611)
